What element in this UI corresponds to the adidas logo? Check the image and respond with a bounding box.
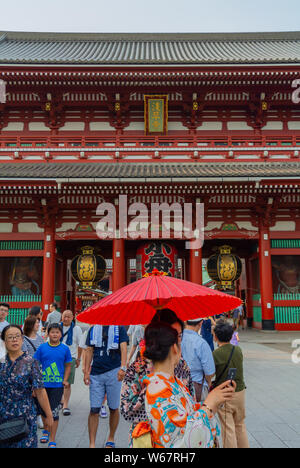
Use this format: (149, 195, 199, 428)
(43, 362, 63, 384)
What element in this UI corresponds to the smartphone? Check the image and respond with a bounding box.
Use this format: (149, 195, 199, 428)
(227, 368, 237, 386)
(41, 322, 48, 333)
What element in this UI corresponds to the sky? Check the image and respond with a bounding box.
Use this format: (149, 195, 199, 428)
(0, 0, 300, 33)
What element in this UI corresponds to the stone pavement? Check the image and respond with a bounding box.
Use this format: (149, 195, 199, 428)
(38, 327, 300, 448)
(239, 328, 300, 448)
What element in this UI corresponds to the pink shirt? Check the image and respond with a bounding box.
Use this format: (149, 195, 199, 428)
(230, 332, 239, 346)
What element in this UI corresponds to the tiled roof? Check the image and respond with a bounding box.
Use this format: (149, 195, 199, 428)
(0, 162, 300, 180)
(1, 31, 300, 65)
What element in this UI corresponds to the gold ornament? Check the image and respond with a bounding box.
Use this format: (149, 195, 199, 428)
(261, 101, 268, 111)
(207, 245, 242, 290)
(71, 246, 106, 290)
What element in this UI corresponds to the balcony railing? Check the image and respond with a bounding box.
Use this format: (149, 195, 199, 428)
(1, 136, 299, 163)
(0, 295, 42, 303)
(0, 241, 44, 251)
(8, 308, 31, 326)
(1, 135, 300, 150)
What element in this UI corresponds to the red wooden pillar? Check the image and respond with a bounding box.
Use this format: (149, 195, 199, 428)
(126, 257, 131, 285)
(189, 247, 203, 285)
(42, 223, 56, 320)
(70, 277, 76, 314)
(259, 224, 275, 330)
(245, 258, 254, 328)
(112, 238, 126, 292)
(235, 279, 241, 298)
(60, 259, 67, 312)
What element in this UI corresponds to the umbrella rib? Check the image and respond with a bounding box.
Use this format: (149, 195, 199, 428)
(109, 277, 148, 304)
(143, 276, 155, 300)
(162, 276, 188, 296)
(156, 276, 159, 305)
(113, 276, 154, 305)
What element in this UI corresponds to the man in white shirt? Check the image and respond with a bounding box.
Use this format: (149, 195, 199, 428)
(60, 309, 83, 416)
(47, 302, 62, 325)
(0, 303, 10, 334)
(0, 339, 5, 360)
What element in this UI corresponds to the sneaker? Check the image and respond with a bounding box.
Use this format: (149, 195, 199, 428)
(100, 405, 108, 418)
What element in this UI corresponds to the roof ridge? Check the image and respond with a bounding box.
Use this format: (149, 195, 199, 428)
(1, 30, 300, 42)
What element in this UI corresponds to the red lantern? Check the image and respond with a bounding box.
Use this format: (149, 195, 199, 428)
(136, 242, 178, 279)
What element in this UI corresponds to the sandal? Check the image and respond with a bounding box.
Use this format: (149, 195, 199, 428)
(40, 430, 50, 444)
(105, 441, 116, 448)
(63, 408, 71, 416)
(48, 442, 57, 448)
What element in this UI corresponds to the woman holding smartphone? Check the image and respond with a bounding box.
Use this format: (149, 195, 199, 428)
(140, 321, 236, 448)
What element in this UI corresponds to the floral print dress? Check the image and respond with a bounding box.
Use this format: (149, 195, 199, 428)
(0, 352, 44, 448)
(120, 352, 194, 445)
(143, 372, 217, 448)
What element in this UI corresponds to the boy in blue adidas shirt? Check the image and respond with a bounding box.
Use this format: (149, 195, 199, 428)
(34, 323, 72, 448)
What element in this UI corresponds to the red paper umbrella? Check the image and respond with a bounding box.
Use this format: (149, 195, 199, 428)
(77, 269, 242, 326)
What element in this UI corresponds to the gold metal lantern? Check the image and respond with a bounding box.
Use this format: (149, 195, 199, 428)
(71, 246, 106, 290)
(207, 245, 242, 290)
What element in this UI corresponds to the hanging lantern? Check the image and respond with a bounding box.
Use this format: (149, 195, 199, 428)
(71, 246, 106, 290)
(207, 245, 242, 290)
(136, 242, 178, 279)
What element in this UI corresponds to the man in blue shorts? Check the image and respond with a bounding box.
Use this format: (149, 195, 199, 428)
(84, 325, 129, 448)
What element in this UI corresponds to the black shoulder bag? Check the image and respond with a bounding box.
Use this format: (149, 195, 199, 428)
(0, 417, 29, 444)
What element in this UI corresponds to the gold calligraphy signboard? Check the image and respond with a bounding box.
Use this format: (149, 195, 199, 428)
(144, 95, 168, 135)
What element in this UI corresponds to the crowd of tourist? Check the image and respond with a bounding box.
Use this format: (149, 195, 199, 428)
(0, 301, 249, 449)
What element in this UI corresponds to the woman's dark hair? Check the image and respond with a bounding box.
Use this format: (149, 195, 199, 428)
(214, 321, 234, 343)
(23, 315, 39, 337)
(144, 322, 179, 363)
(1, 324, 23, 341)
(47, 323, 63, 334)
(29, 306, 42, 317)
(151, 308, 184, 332)
(0, 302, 10, 310)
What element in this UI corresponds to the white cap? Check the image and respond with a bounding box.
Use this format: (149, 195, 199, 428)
(188, 318, 203, 323)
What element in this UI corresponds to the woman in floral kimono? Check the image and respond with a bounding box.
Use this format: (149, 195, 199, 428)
(120, 310, 194, 446)
(141, 322, 236, 448)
